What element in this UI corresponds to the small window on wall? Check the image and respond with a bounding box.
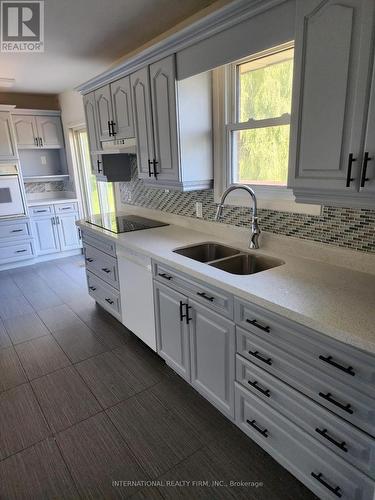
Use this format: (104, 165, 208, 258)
(228, 46, 294, 187)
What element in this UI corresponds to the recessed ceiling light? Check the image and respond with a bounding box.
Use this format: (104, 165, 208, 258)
(0, 78, 15, 88)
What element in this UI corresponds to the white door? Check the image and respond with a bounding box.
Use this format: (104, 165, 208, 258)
(0, 174, 26, 217)
(130, 67, 155, 179)
(56, 213, 81, 251)
(111, 76, 135, 140)
(94, 85, 113, 142)
(13, 115, 39, 148)
(35, 116, 64, 148)
(0, 112, 17, 159)
(149, 55, 179, 181)
(32, 217, 60, 255)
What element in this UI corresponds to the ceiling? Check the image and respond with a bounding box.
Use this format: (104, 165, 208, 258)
(0, 0, 219, 94)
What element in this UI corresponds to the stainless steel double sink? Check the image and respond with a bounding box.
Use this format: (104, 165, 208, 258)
(173, 243, 284, 275)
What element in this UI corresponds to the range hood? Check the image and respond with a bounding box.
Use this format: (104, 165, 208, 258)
(92, 137, 137, 155)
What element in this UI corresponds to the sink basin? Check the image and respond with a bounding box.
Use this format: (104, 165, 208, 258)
(209, 253, 284, 275)
(174, 243, 240, 263)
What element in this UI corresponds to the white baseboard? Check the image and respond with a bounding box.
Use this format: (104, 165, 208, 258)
(0, 249, 83, 272)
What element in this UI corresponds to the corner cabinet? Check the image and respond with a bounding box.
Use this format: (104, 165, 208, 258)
(289, 0, 375, 207)
(130, 55, 213, 191)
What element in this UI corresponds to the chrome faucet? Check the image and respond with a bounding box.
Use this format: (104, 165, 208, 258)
(215, 184, 261, 249)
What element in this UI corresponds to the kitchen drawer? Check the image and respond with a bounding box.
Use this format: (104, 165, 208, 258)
(153, 261, 234, 319)
(0, 221, 30, 239)
(29, 205, 54, 216)
(236, 354, 375, 478)
(236, 326, 375, 436)
(235, 298, 375, 398)
(86, 271, 121, 319)
(54, 202, 78, 214)
(0, 240, 34, 264)
(235, 383, 375, 500)
(82, 230, 116, 257)
(84, 243, 119, 289)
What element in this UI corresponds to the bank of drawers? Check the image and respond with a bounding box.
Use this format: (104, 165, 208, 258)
(0, 220, 31, 239)
(86, 271, 120, 319)
(84, 243, 119, 289)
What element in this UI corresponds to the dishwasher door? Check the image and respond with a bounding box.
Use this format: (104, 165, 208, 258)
(117, 247, 156, 351)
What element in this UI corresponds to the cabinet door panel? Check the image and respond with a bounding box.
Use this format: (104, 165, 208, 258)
(0, 112, 17, 159)
(111, 76, 134, 140)
(149, 55, 179, 181)
(83, 92, 101, 174)
(32, 217, 60, 255)
(361, 51, 375, 194)
(130, 67, 155, 179)
(94, 85, 112, 142)
(56, 213, 81, 251)
(289, 0, 375, 193)
(35, 116, 64, 148)
(154, 282, 190, 381)
(13, 115, 38, 149)
(189, 299, 235, 417)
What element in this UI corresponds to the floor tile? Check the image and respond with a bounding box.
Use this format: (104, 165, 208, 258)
(0, 438, 79, 500)
(107, 389, 203, 479)
(37, 304, 84, 332)
(0, 295, 33, 320)
(32, 365, 101, 433)
(0, 274, 22, 299)
(0, 384, 50, 460)
(4, 312, 51, 345)
(0, 346, 27, 392)
(52, 322, 107, 363)
(57, 412, 146, 499)
(22, 286, 63, 311)
(0, 318, 11, 349)
(15, 335, 71, 381)
(76, 351, 150, 408)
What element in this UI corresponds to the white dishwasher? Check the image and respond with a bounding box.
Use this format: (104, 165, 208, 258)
(117, 246, 157, 351)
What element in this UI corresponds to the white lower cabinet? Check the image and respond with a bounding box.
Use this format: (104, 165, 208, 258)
(32, 216, 60, 255)
(57, 213, 81, 251)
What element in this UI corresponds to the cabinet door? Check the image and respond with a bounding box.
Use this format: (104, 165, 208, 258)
(149, 55, 179, 181)
(111, 76, 135, 140)
(13, 115, 38, 148)
(0, 112, 17, 159)
(35, 116, 64, 148)
(189, 299, 235, 418)
(130, 67, 155, 179)
(289, 0, 375, 197)
(154, 281, 190, 381)
(56, 213, 81, 251)
(361, 52, 375, 195)
(94, 85, 113, 142)
(83, 92, 101, 174)
(32, 217, 60, 255)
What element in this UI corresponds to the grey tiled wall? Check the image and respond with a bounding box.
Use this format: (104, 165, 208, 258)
(119, 166, 375, 254)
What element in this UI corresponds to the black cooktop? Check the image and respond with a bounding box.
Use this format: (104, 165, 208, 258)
(85, 213, 169, 234)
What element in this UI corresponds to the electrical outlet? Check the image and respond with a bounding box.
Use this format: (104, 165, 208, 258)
(40, 156, 47, 165)
(195, 202, 203, 218)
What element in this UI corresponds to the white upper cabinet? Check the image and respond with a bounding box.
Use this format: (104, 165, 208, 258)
(289, 0, 375, 207)
(0, 112, 17, 159)
(361, 51, 375, 195)
(11, 112, 64, 149)
(83, 92, 103, 176)
(110, 76, 134, 140)
(13, 115, 39, 148)
(94, 85, 112, 142)
(35, 116, 64, 148)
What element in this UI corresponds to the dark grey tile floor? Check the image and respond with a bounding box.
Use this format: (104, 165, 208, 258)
(0, 255, 316, 499)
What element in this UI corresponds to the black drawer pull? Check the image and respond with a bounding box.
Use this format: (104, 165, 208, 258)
(105, 298, 114, 305)
(85, 258, 94, 262)
(315, 428, 348, 452)
(248, 350, 272, 366)
(318, 392, 353, 414)
(158, 272, 172, 280)
(311, 472, 342, 498)
(89, 286, 97, 291)
(101, 268, 111, 273)
(60, 207, 71, 210)
(35, 209, 47, 213)
(197, 291, 214, 302)
(16, 249, 27, 253)
(246, 318, 270, 333)
(246, 419, 268, 438)
(248, 380, 270, 397)
(11, 229, 23, 233)
(319, 355, 355, 376)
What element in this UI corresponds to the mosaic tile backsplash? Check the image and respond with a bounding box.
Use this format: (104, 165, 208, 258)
(24, 181, 66, 194)
(119, 166, 375, 254)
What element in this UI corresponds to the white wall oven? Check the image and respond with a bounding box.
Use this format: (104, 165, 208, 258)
(0, 164, 26, 218)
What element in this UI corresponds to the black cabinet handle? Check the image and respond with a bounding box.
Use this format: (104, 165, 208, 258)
(197, 291, 214, 302)
(248, 350, 272, 366)
(39, 137, 43, 147)
(315, 428, 348, 452)
(148, 160, 154, 177)
(34, 137, 38, 146)
(360, 152, 371, 188)
(318, 392, 353, 414)
(35, 209, 47, 213)
(11, 229, 23, 233)
(105, 298, 114, 305)
(110, 121, 116, 136)
(89, 286, 96, 291)
(108, 121, 112, 137)
(153, 159, 159, 180)
(311, 472, 342, 498)
(97, 159, 102, 173)
(16, 249, 27, 253)
(158, 272, 172, 281)
(85, 257, 93, 263)
(319, 355, 355, 376)
(246, 318, 270, 333)
(246, 419, 268, 438)
(185, 304, 192, 324)
(248, 379, 271, 397)
(346, 153, 356, 187)
(61, 207, 70, 210)
(179, 301, 184, 322)
(101, 268, 111, 273)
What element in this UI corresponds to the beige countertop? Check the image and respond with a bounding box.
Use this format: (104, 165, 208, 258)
(77, 215, 375, 355)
